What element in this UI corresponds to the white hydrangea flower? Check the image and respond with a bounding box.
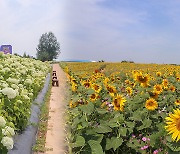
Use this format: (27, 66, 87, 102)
(28, 93, 33, 97)
(15, 89, 19, 96)
(25, 79, 33, 85)
(19, 69, 26, 75)
(2, 83, 8, 88)
(23, 95, 30, 100)
(2, 126, 15, 137)
(3, 67, 11, 72)
(7, 78, 19, 85)
(11, 84, 19, 90)
(1, 87, 17, 99)
(1, 136, 14, 149)
(0, 116, 6, 127)
(18, 84, 23, 88)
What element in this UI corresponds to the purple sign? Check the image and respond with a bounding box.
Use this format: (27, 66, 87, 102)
(0, 45, 12, 54)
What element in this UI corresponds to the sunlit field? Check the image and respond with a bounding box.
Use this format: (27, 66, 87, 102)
(62, 62, 180, 154)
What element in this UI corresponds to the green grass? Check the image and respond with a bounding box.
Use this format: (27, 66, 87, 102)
(33, 72, 52, 153)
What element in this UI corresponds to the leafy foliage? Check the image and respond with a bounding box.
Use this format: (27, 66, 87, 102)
(36, 32, 60, 61)
(63, 62, 180, 153)
(0, 52, 50, 151)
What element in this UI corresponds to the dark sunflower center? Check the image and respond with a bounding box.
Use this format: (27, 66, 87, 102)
(94, 85, 99, 90)
(72, 80, 77, 84)
(114, 99, 120, 107)
(164, 81, 168, 85)
(138, 76, 147, 83)
(170, 87, 174, 91)
(107, 87, 114, 93)
(84, 83, 90, 87)
(91, 94, 96, 99)
(148, 101, 154, 106)
(111, 78, 115, 81)
(156, 87, 161, 91)
(177, 119, 180, 131)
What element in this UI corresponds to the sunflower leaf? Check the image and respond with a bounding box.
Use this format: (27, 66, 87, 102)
(79, 102, 94, 115)
(106, 138, 112, 150)
(167, 141, 180, 152)
(118, 127, 127, 136)
(96, 108, 108, 114)
(94, 124, 112, 133)
(111, 137, 123, 151)
(88, 140, 104, 154)
(72, 135, 85, 148)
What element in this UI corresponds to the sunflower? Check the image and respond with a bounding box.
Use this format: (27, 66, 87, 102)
(89, 93, 99, 102)
(69, 101, 78, 108)
(130, 82, 136, 88)
(71, 83, 77, 92)
(134, 72, 150, 87)
(112, 94, 126, 111)
(149, 91, 159, 100)
(162, 79, 168, 89)
(169, 85, 176, 92)
(145, 98, 158, 110)
(126, 87, 133, 96)
(71, 77, 77, 84)
(176, 75, 180, 81)
(106, 85, 117, 97)
(156, 71, 162, 77)
(165, 109, 180, 142)
(116, 76, 121, 81)
(132, 70, 139, 78)
(69, 101, 74, 108)
(175, 99, 180, 106)
(82, 80, 92, 88)
(103, 77, 109, 86)
(153, 84, 163, 94)
(125, 79, 130, 84)
(92, 84, 102, 93)
(110, 75, 115, 83)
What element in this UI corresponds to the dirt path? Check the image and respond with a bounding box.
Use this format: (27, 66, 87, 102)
(45, 64, 68, 154)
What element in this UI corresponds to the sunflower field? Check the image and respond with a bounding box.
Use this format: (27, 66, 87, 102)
(0, 52, 50, 152)
(62, 62, 180, 154)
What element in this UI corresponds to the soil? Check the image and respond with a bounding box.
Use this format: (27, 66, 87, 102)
(44, 64, 68, 154)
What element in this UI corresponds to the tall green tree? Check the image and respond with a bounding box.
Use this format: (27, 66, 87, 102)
(36, 32, 60, 61)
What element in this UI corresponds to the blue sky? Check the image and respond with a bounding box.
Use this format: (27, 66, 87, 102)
(0, 0, 180, 64)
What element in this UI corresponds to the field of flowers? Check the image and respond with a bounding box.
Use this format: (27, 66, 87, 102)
(62, 62, 180, 154)
(0, 52, 50, 152)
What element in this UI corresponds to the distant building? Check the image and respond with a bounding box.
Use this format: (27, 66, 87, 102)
(0, 45, 12, 54)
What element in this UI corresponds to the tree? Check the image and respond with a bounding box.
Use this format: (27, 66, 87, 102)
(36, 32, 60, 61)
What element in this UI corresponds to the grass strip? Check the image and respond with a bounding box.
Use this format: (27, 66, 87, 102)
(32, 71, 52, 153)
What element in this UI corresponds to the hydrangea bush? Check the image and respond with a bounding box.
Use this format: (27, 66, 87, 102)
(0, 52, 50, 151)
(0, 116, 14, 153)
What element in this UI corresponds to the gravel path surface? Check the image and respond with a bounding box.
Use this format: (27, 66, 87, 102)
(45, 64, 68, 154)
